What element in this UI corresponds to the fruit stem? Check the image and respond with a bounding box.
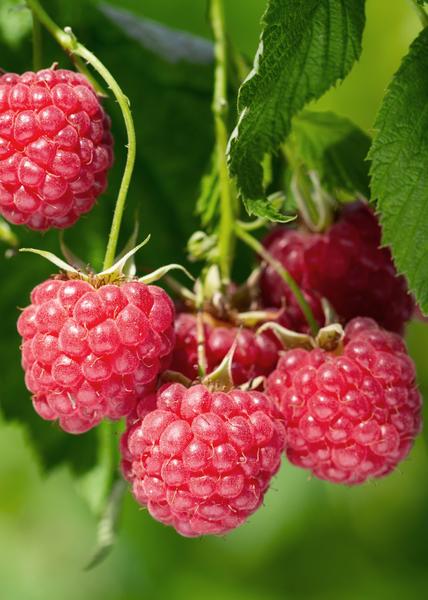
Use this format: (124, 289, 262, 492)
(26, 1, 136, 271)
(73, 43, 136, 271)
(195, 281, 208, 377)
(235, 224, 319, 336)
(282, 145, 317, 223)
(410, 0, 428, 27)
(98, 420, 118, 500)
(25, 0, 106, 95)
(31, 10, 43, 71)
(210, 0, 237, 286)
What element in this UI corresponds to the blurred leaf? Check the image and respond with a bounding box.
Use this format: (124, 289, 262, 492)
(0, 216, 19, 247)
(0, 0, 32, 48)
(99, 2, 213, 65)
(85, 479, 126, 570)
(369, 26, 428, 313)
(289, 110, 371, 198)
(228, 0, 366, 205)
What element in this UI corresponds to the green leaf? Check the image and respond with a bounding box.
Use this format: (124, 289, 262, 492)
(228, 0, 366, 203)
(243, 195, 292, 223)
(289, 110, 371, 198)
(369, 26, 428, 313)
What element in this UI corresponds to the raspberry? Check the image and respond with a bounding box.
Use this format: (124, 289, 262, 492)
(171, 312, 281, 385)
(121, 383, 286, 536)
(17, 278, 175, 433)
(260, 202, 414, 333)
(266, 317, 422, 484)
(0, 68, 113, 230)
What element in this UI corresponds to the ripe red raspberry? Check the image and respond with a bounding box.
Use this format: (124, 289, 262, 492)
(266, 318, 422, 484)
(171, 312, 281, 385)
(121, 383, 286, 536)
(260, 202, 414, 333)
(0, 68, 113, 230)
(17, 278, 175, 433)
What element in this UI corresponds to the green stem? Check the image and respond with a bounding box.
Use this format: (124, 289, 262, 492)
(410, 0, 428, 27)
(26, 0, 136, 271)
(237, 217, 268, 232)
(31, 11, 43, 71)
(26, 0, 106, 95)
(210, 0, 236, 286)
(196, 310, 208, 378)
(98, 421, 118, 504)
(235, 224, 319, 335)
(282, 145, 318, 225)
(74, 43, 136, 270)
(195, 280, 207, 377)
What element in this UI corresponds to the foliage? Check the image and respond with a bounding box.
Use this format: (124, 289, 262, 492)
(370, 26, 428, 313)
(227, 0, 366, 204)
(290, 110, 371, 199)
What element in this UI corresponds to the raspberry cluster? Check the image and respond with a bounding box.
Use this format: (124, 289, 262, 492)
(171, 312, 280, 384)
(121, 383, 286, 536)
(5, 63, 421, 538)
(260, 203, 414, 333)
(17, 278, 175, 433)
(0, 69, 113, 230)
(266, 318, 421, 484)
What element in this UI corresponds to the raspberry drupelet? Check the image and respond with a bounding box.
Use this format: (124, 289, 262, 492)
(0, 68, 113, 230)
(171, 312, 281, 385)
(121, 383, 286, 536)
(17, 277, 175, 433)
(266, 318, 422, 484)
(260, 202, 414, 333)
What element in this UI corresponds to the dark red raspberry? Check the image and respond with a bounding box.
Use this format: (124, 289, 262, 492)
(171, 312, 281, 385)
(121, 383, 286, 536)
(260, 202, 414, 333)
(266, 318, 422, 484)
(0, 68, 113, 230)
(17, 278, 175, 433)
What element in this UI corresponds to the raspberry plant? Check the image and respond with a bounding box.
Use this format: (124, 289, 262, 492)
(0, 0, 427, 567)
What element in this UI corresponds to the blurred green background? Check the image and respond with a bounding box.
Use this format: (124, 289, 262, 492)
(1, 1, 427, 599)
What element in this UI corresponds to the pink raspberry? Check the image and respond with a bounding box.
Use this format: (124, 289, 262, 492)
(17, 278, 175, 433)
(260, 202, 414, 333)
(171, 312, 281, 385)
(121, 383, 286, 536)
(0, 68, 113, 230)
(266, 317, 422, 484)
